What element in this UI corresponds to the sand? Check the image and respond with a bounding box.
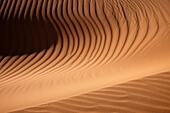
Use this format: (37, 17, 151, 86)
(0, 0, 170, 113)
(11, 72, 170, 113)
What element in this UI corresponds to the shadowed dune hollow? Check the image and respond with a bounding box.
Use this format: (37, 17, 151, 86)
(0, 8, 58, 56)
(0, 0, 170, 113)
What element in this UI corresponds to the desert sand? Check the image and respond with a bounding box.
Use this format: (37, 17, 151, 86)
(0, 0, 170, 113)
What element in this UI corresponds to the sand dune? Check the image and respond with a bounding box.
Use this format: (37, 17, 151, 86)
(0, 0, 170, 112)
(11, 72, 170, 113)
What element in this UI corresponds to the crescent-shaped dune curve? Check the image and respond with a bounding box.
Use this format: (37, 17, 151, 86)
(0, 0, 170, 112)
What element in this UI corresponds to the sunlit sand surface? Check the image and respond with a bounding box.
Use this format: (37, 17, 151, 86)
(12, 72, 170, 113)
(0, 0, 170, 112)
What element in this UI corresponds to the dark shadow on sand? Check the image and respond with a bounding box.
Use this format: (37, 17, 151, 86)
(0, 8, 58, 56)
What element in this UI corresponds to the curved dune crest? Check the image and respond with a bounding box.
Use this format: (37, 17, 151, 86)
(0, 0, 170, 112)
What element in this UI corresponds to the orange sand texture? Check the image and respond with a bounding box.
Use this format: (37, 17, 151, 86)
(0, 0, 170, 113)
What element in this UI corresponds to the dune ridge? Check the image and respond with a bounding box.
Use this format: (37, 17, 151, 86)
(0, 0, 170, 112)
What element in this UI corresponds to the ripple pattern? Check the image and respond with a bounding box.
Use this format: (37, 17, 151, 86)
(11, 72, 170, 113)
(0, 0, 170, 112)
(0, 0, 169, 85)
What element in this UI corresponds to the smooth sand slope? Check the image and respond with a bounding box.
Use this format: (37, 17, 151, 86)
(0, 0, 170, 112)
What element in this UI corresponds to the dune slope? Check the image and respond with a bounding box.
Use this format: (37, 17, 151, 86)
(0, 0, 170, 112)
(11, 71, 170, 113)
